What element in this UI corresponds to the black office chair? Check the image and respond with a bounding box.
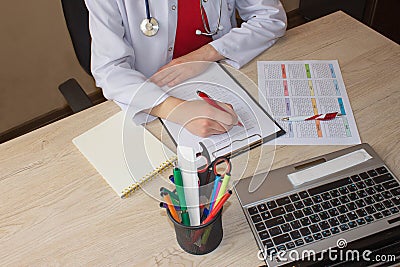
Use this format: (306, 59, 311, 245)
(59, 0, 102, 113)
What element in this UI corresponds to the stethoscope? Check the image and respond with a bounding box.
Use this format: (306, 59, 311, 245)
(140, 0, 223, 37)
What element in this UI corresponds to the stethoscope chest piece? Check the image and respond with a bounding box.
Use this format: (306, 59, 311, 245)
(140, 17, 159, 37)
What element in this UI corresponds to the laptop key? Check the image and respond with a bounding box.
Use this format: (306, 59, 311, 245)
(356, 218, 366, 225)
(294, 201, 305, 209)
(248, 206, 258, 215)
(300, 217, 311, 226)
(285, 204, 295, 213)
(382, 191, 393, 199)
(267, 248, 277, 256)
(259, 230, 270, 240)
(319, 211, 329, 220)
(293, 210, 304, 219)
(348, 193, 359, 201)
(261, 211, 272, 220)
(373, 194, 384, 202)
(304, 236, 314, 243)
(331, 189, 340, 198)
(365, 179, 375, 187)
(273, 233, 291, 245)
(284, 213, 295, 222)
(347, 211, 358, 220)
(255, 222, 266, 231)
(330, 227, 340, 234)
(262, 239, 274, 248)
(322, 230, 331, 237)
(290, 193, 300, 202)
(351, 175, 361, 182)
(339, 196, 350, 204)
(365, 216, 374, 223)
(346, 202, 357, 211)
(300, 227, 311, 236)
(391, 188, 400, 197)
(267, 200, 277, 209)
(251, 214, 262, 223)
(338, 215, 349, 224)
(357, 190, 367, 198)
(299, 191, 309, 199)
(328, 218, 339, 227)
(265, 216, 284, 228)
(337, 205, 348, 214)
(375, 166, 388, 174)
(303, 207, 313, 216)
(375, 184, 385, 192)
(365, 196, 375, 205)
(295, 239, 304, 247)
(356, 208, 367, 217)
(312, 204, 323, 213)
(348, 184, 358, 192)
(390, 207, 399, 214)
(303, 198, 314, 206)
(374, 203, 384, 211)
(373, 212, 383, 220)
(367, 169, 378, 177)
(309, 214, 320, 223)
(271, 207, 286, 217)
(258, 203, 268, 212)
(312, 195, 323, 203)
(286, 242, 296, 250)
(366, 188, 376, 195)
(382, 210, 392, 217)
(348, 221, 357, 228)
(290, 220, 302, 229)
(276, 245, 286, 251)
(321, 202, 332, 210)
(309, 224, 320, 233)
(269, 226, 282, 237)
(290, 230, 301, 240)
(355, 199, 366, 208)
(392, 196, 400, 205)
(319, 221, 330, 230)
(340, 224, 349, 231)
(365, 206, 376, 215)
(383, 200, 394, 208)
(313, 233, 323, 240)
(360, 172, 369, 179)
(281, 223, 292, 233)
(276, 197, 291, 206)
(373, 173, 394, 184)
(328, 208, 339, 217)
(322, 192, 332, 200)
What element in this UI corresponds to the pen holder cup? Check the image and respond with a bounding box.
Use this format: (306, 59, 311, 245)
(167, 208, 223, 255)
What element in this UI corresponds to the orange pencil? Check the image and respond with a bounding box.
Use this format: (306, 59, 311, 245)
(163, 193, 181, 223)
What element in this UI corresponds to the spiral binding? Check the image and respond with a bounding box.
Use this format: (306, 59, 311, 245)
(121, 155, 177, 198)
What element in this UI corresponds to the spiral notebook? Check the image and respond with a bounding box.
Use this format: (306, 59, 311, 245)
(73, 111, 176, 198)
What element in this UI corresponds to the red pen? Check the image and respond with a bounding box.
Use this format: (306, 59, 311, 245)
(202, 190, 232, 225)
(197, 90, 244, 127)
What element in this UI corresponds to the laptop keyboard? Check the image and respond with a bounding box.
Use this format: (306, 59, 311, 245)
(247, 166, 400, 256)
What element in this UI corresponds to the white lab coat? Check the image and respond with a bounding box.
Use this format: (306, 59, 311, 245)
(85, 0, 287, 124)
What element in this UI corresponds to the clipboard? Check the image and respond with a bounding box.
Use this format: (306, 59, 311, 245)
(158, 63, 285, 160)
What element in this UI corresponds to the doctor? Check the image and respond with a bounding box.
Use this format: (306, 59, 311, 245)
(85, 0, 287, 137)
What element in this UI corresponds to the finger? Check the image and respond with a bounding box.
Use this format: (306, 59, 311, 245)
(217, 103, 239, 125)
(209, 108, 238, 127)
(158, 69, 183, 87)
(150, 66, 175, 85)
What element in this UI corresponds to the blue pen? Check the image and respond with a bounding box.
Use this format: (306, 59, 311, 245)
(209, 175, 221, 213)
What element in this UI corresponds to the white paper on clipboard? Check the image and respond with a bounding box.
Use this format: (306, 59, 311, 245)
(161, 64, 283, 160)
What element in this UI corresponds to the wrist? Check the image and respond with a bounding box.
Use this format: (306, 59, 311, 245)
(150, 97, 184, 119)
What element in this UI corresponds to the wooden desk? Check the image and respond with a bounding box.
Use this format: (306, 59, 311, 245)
(1, 12, 399, 266)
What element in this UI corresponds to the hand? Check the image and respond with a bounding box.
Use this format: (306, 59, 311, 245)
(150, 97, 238, 137)
(150, 44, 225, 87)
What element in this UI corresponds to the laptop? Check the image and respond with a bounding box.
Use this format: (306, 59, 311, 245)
(234, 143, 400, 266)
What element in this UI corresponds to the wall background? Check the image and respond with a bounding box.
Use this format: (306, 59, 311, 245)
(0, 0, 299, 136)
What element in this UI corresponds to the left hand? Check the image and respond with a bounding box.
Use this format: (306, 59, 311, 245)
(150, 44, 225, 87)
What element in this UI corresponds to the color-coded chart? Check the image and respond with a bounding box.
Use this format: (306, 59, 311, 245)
(257, 60, 361, 145)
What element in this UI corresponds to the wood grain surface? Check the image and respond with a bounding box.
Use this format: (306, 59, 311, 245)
(1, 12, 399, 266)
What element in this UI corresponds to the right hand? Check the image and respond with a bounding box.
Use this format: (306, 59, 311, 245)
(150, 97, 239, 137)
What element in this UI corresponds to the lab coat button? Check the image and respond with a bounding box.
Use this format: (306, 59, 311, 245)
(171, 5, 176, 10)
(168, 47, 173, 52)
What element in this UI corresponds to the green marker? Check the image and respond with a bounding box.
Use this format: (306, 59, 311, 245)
(173, 166, 191, 226)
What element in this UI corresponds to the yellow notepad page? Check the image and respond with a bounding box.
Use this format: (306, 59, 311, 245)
(73, 111, 176, 198)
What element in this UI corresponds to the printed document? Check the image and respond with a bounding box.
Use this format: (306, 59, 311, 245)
(257, 60, 361, 145)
